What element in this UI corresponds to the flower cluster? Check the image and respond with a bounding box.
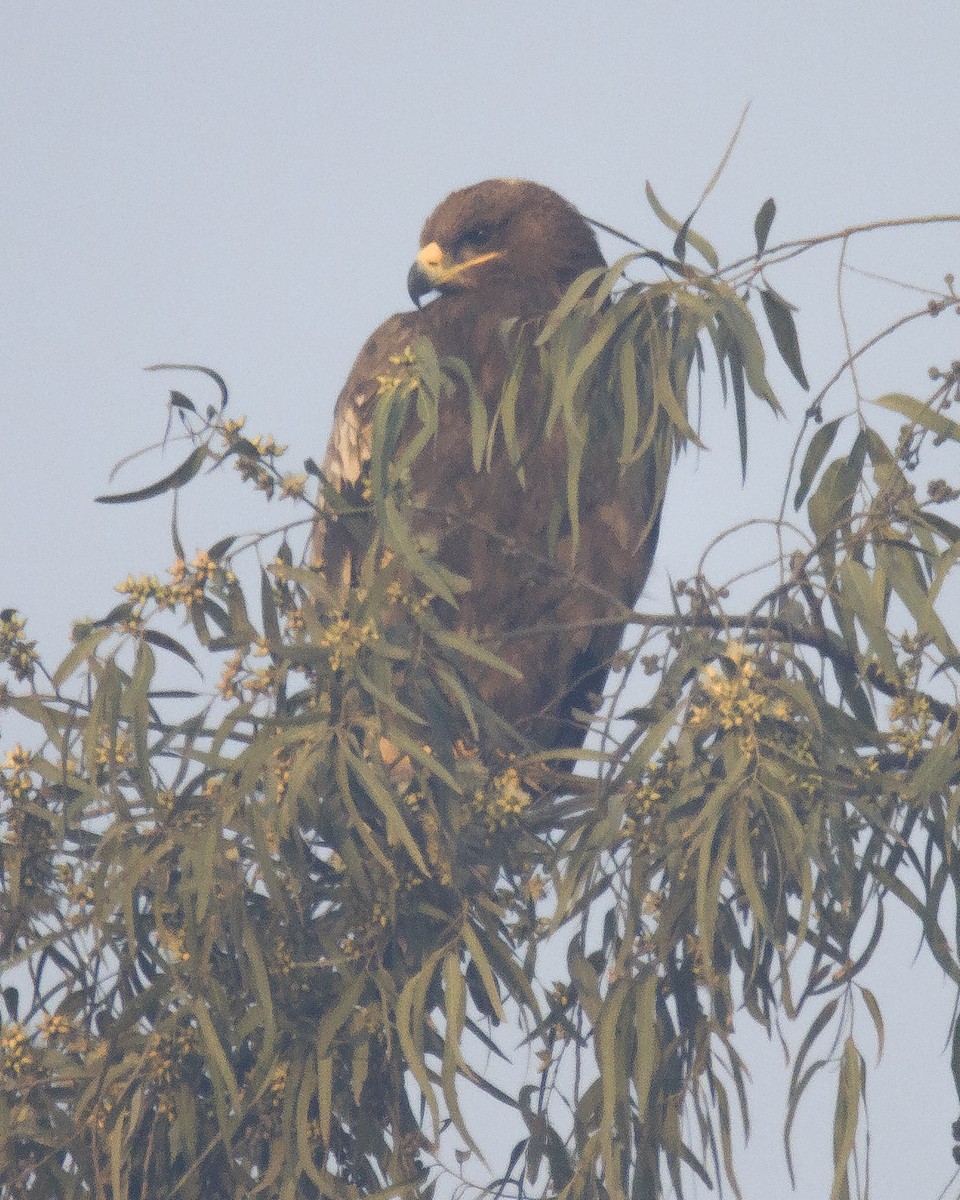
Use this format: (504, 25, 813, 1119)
(279, 472, 308, 500)
(376, 346, 421, 397)
(220, 416, 289, 498)
(781, 734, 826, 799)
(169, 550, 224, 606)
(94, 731, 133, 771)
(39, 1012, 74, 1042)
(622, 770, 673, 858)
(115, 572, 180, 616)
(474, 766, 531, 832)
(888, 692, 934, 760)
(0, 610, 38, 682)
(687, 641, 789, 757)
(114, 549, 234, 619)
(0, 1023, 33, 1077)
(1, 743, 33, 804)
(319, 614, 379, 672)
(216, 640, 285, 702)
(145, 1026, 198, 1091)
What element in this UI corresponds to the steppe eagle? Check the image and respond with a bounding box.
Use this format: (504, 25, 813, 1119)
(313, 179, 665, 757)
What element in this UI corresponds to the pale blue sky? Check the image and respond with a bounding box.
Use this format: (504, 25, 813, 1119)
(3, 4, 960, 1196)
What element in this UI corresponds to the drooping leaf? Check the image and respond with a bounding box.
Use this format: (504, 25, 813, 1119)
(145, 361, 229, 409)
(754, 197, 776, 256)
(794, 416, 844, 509)
(169, 389, 197, 414)
(760, 288, 810, 390)
(141, 628, 199, 670)
(830, 1038, 862, 1200)
(728, 338, 748, 479)
(645, 181, 720, 270)
(873, 391, 960, 443)
(96, 444, 208, 504)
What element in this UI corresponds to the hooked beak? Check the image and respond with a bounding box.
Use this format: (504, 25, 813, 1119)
(407, 259, 436, 308)
(406, 241, 502, 307)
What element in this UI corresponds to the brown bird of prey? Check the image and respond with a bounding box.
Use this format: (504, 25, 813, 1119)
(313, 179, 665, 758)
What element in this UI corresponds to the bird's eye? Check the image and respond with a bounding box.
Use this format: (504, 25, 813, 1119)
(459, 223, 493, 253)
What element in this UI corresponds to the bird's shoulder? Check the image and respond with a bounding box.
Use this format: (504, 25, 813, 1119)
(322, 308, 426, 490)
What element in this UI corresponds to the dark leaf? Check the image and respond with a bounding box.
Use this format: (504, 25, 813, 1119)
(729, 341, 748, 480)
(760, 288, 810, 390)
(794, 417, 844, 510)
(952, 1017, 960, 1108)
(96, 444, 207, 504)
(754, 197, 776, 256)
(145, 362, 228, 410)
(207, 536, 236, 561)
(169, 390, 197, 414)
(260, 569, 282, 646)
(142, 629, 199, 670)
(171, 493, 185, 559)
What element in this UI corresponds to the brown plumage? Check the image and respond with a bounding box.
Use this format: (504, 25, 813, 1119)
(314, 179, 664, 757)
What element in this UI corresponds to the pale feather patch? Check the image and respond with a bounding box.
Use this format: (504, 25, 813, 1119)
(322, 391, 373, 488)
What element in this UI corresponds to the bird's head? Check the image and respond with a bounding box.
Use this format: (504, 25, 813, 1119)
(407, 179, 605, 312)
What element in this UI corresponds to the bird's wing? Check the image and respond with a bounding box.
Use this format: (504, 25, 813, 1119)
(312, 310, 422, 594)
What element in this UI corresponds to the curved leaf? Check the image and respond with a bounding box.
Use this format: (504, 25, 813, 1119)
(96, 444, 207, 504)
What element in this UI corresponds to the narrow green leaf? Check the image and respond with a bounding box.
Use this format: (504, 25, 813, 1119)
(858, 986, 884, 1062)
(794, 417, 844, 510)
(469, 366, 489, 472)
(830, 1038, 862, 1200)
(712, 283, 783, 413)
(760, 288, 810, 390)
(732, 799, 773, 937)
(141, 629, 198, 670)
(536, 257, 631, 346)
(713, 1077, 745, 1200)
(316, 1054, 333, 1146)
(498, 348, 523, 476)
(351, 1037, 370, 1106)
(441, 952, 480, 1154)
(383, 494, 467, 606)
(646, 318, 705, 447)
(260, 568, 282, 647)
(644, 181, 719, 270)
(728, 339, 748, 479)
(616, 338, 640, 463)
(838, 559, 898, 677)
(347, 749, 430, 873)
(145, 362, 228, 410)
(951, 1015, 960, 1109)
(874, 391, 960, 443)
(876, 540, 957, 658)
(192, 1000, 241, 1109)
(754, 197, 776, 256)
(52, 625, 112, 689)
(597, 978, 630, 1159)
(461, 924, 506, 1023)
(396, 948, 444, 1134)
(432, 626, 523, 680)
(242, 925, 277, 1087)
(631, 972, 658, 1122)
(314, 971, 366, 1061)
(96, 444, 207, 504)
(785, 1055, 832, 1186)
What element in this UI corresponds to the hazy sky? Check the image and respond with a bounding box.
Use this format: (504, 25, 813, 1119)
(3, 4, 960, 1196)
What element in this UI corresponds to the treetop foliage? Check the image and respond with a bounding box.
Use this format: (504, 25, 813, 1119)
(2, 178, 960, 1199)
